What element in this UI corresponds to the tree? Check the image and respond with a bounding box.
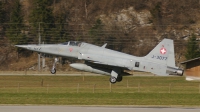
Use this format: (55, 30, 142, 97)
(0, 1, 6, 38)
(52, 5, 69, 43)
(89, 19, 104, 44)
(29, 0, 54, 43)
(0, 1, 6, 25)
(150, 2, 165, 32)
(6, 0, 26, 45)
(185, 34, 200, 60)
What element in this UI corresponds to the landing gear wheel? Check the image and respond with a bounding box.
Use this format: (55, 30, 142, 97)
(110, 77, 117, 84)
(117, 76, 123, 82)
(51, 68, 56, 74)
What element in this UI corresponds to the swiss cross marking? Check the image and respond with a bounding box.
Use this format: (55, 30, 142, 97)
(160, 47, 166, 55)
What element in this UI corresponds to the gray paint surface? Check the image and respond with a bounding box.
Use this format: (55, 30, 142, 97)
(15, 39, 184, 83)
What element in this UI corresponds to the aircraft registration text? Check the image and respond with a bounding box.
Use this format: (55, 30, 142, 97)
(151, 55, 167, 60)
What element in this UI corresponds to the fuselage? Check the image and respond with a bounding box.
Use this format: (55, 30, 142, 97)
(16, 39, 184, 84)
(19, 41, 167, 74)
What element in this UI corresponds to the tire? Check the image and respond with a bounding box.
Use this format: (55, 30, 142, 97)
(110, 77, 117, 84)
(51, 68, 56, 74)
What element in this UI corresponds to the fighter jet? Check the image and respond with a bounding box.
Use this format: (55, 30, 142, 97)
(15, 38, 184, 83)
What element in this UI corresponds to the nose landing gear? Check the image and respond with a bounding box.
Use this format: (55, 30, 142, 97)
(51, 58, 58, 74)
(109, 68, 123, 84)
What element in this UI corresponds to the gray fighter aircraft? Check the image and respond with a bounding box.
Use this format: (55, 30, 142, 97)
(15, 38, 183, 83)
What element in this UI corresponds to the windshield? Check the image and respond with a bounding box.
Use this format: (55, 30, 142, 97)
(61, 42, 69, 45)
(61, 41, 82, 46)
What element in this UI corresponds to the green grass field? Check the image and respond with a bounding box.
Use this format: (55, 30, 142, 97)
(0, 75, 200, 106)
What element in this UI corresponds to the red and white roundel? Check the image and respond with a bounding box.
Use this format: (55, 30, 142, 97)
(160, 47, 167, 54)
(69, 48, 73, 52)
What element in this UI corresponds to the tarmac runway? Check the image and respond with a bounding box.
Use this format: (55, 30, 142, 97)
(0, 106, 200, 112)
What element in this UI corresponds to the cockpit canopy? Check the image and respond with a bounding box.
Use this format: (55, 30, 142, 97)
(60, 41, 82, 46)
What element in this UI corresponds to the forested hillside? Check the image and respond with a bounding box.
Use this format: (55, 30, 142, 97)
(0, 0, 200, 71)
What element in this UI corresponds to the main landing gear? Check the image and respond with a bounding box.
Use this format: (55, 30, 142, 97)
(109, 76, 123, 84)
(51, 58, 58, 74)
(109, 68, 123, 84)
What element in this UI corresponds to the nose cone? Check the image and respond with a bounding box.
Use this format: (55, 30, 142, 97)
(15, 45, 36, 50)
(15, 45, 29, 49)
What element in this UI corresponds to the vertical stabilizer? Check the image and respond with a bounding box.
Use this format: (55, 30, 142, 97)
(145, 39, 175, 67)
